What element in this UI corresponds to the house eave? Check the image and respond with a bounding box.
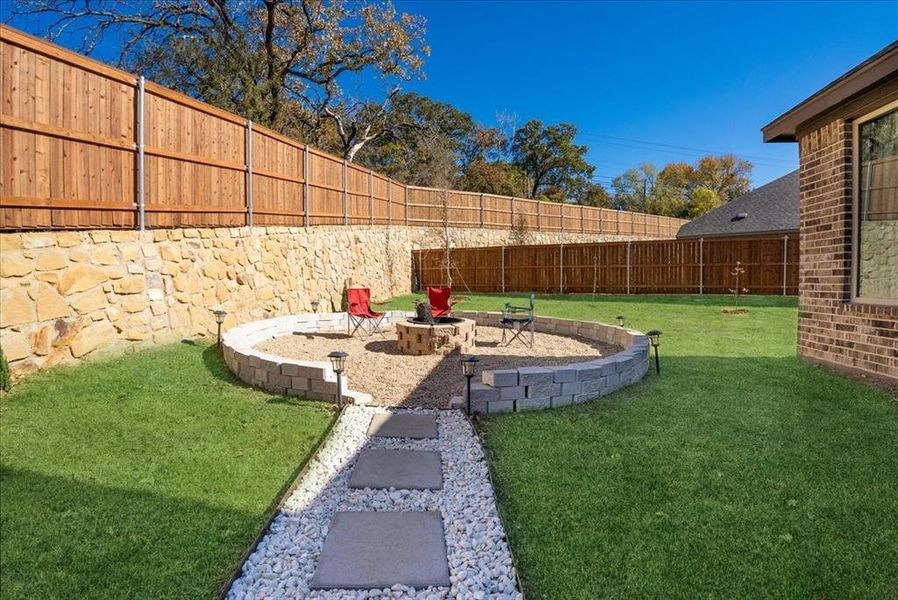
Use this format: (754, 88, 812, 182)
(762, 41, 898, 143)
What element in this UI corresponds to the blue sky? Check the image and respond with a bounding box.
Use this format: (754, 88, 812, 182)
(7, 1, 897, 187)
(390, 0, 897, 186)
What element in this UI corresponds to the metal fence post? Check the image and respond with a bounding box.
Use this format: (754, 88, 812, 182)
(537, 202, 541, 231)
(580, 205, 585, 233)
(245, 120, 253, 227)
(626, 240, 631, 295)
(387, 179, 392, 225)
(136, 76, 145, 232)
(616, 210, 621, 236)
(699, 237, 704, 294)
(501, 245, 506, 293)
(510, 197, 515, 227)
(303, 144, 310, 228)
(783, 235, 788, 296)
(479, 193, 484, 227)
(342, 159, 348, 225)
(368, 170, 374, 225)
(559, 242, 564, 294)
(404, 186, 409, 225)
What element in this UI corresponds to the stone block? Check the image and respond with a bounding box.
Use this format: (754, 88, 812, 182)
(526, 382, 561, 398)
(0, 289, 36, 328)
(486, 399, 515, 413)
(281, 362, 327, 378)
(469, 382, 500, 403)
(561, 381, 582, 395)
(58, 265, 108, 295)
(574, 392, 597, 404)
(571, 362, 603, 381)
(482, 369, 518, 387)
(552, 366, 577, 383)
(518, 396, 551, 411)
(499, 385, 526, 401)
(290, 377, 311, 391)
(517, 366, 554, 385)
(0, 252, 33, 277)
(551, 395, 573, 408)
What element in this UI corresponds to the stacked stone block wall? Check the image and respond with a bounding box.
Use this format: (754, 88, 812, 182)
(451, 311, 650, 413)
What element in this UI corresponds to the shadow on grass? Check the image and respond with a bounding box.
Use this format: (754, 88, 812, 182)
(0, 466, 257, 599)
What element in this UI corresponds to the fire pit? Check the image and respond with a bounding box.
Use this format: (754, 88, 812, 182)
(396, 316, 476, 355)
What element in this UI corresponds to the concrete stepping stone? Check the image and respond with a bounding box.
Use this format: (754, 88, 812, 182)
(367, 413, 438, 439)
(349, 449, 443, 490)
(311, 511, 451, 590)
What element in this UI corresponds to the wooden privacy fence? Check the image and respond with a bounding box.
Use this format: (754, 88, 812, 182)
(0, 25, 688, 236)
(413, 234, 800, 296)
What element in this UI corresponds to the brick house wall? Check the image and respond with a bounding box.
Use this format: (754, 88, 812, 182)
(797, 119, 898, 383)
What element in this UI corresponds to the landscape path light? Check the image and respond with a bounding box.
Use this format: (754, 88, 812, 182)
(461, 355, 481, 416)
(328, 351, 348, 409)
(213, 309, 227, 346)
(647, 330, 662, 374)
(617, 315, 625, 327)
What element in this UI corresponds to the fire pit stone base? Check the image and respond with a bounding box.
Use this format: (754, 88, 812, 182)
(396, 318, 476, 355)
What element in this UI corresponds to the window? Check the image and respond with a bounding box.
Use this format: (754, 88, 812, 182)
(853, 100, 898, 304)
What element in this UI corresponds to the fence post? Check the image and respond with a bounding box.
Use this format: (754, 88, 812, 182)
(368, 170, 374, 225)
(342, 159, 348, 225)
(303, 145, 310, 228)
(417, 250, 423, 291)
(404, 186, 409, 225)
(626, 240, 631, 295)
(501, 245, 506, 293)
(510, 197, 515, 227)
(479, 193, 484, 227)
(387, 179, 392, 225)
(559, 242, 564, 294)
(537, 201, 542, 231)
(245, 120, 253, 227)
(616, 210, 621, 236)
(783, 235, 788, 296)
(136, 76, 145, 232)
(699, 237, 704, 294)
(443, 188, 449, 229)
(580, 205, 585, 234)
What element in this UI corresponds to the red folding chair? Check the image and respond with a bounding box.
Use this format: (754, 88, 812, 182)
(347, 287, 386, 338)
(427, 287, 464, 318)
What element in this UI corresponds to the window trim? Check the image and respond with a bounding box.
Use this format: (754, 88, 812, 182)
(850, 98, 898, 306)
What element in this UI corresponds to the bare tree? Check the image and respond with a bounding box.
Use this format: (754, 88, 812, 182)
(323, 87, 399, 161)
(9, 0, 428, 157)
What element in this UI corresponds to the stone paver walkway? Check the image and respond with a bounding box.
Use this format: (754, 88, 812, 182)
(227, 406, 521, 599)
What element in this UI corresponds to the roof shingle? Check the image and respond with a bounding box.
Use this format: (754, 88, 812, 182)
(677, 170, 798, 239)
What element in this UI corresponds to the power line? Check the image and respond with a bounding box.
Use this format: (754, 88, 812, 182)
(579, 133, 795, 168)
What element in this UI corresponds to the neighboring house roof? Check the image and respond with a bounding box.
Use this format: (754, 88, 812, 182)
(763, 41, 898, 142)
(677, 170, 798, 239)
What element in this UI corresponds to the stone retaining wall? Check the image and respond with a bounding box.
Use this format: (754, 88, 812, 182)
(1, 225, 645, 379)
(451, 311, 650, 413)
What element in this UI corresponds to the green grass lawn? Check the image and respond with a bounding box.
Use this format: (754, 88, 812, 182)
(0, 341, 334, 599)
(389, 293, 898, 598)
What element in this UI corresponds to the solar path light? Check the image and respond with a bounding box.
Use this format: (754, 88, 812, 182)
(213, 309, 227, 346)
(646, 330, 662, 374)
(328, 351, 348, 409)
(461, 355, 481, 416)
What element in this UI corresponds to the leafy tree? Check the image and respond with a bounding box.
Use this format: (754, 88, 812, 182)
(688, 187, 721, 217)
(13, 0, 428, 158)
(611, 163, 657, 212)
(693, 155, 752, 202)
(569, 178, 614, 208)
(510, 120, 594, 199)
(457, 160, 528, 197)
